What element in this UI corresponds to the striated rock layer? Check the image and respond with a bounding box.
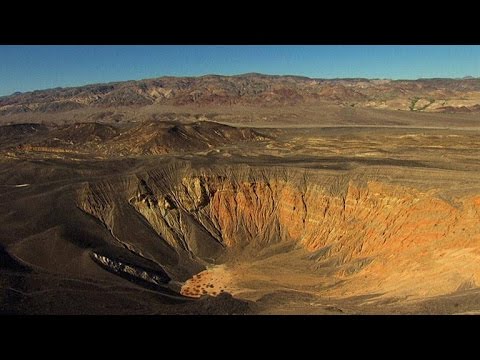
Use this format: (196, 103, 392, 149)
(76, 163, 480, 300)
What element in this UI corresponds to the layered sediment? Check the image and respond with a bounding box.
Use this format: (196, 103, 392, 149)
(76, 163, 480, 301)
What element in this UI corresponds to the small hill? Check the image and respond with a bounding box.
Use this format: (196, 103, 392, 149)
(9, 120, 269, 157)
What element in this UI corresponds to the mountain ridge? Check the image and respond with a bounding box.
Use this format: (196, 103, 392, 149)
(4, 73, 480, 97)
(2, 73, 480, 115)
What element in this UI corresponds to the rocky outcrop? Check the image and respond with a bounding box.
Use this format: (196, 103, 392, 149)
(17, 145, 84, 154)
(92, 252, 170, 285)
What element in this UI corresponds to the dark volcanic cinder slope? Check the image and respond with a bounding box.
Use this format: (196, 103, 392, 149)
(0, 123, 48, 147)
(3, 120, 268, 158)
(0, 158, 254, 314)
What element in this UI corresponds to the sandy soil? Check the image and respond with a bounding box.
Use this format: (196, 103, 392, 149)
(181, 265, 233, 298)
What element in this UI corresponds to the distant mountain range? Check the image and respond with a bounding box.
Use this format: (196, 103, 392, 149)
(1, 73, 480, 114)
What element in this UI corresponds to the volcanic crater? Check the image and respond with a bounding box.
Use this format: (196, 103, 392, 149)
(2, 74, 480, 314)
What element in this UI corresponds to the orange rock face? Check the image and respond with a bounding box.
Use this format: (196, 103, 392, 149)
(78, 170, 480, 300)
(205, 178, 480, 297)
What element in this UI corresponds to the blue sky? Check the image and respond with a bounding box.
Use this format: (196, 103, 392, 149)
(0, 45, 479, 96)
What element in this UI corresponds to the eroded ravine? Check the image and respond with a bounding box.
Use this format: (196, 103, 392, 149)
(74, 163, 480, 305)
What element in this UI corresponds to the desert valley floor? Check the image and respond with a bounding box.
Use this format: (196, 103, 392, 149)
(2, 74, 480, 314)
